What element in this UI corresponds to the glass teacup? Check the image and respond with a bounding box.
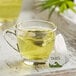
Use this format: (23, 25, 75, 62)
(4, 20, 57, 64)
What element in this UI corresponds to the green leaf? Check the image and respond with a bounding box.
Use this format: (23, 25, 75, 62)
(37, 0, 76, 19)
(48, 5, 57, 19)
(67, 1, 76, 7)
(59, 3, 67, 13)
(66, 1, 76, 13)
(38, 0, 61, 11)
(49, 62, 62, 68)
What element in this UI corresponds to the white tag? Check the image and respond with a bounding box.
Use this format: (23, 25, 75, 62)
(49, 52, 69, 67)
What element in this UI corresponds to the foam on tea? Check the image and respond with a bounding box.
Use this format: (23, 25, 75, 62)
(17, 27, 55, 61)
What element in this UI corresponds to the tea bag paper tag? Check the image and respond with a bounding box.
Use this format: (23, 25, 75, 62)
(49, 52, 69, 67)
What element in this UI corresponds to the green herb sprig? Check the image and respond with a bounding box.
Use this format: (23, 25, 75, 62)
(37, 0, 76, 19)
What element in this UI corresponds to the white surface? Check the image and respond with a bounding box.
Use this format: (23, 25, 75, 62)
(64, 10, 76, 24)
(74, 0, 76, 3)
(0, 32, 22, 68)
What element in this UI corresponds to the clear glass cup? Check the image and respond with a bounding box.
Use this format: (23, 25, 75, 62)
(0, 0, 22, 31)
(4, 20, 57, 65)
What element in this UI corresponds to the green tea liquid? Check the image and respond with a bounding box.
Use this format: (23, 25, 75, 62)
(17, 28, 55, 61)
(0, 0, 22, 21)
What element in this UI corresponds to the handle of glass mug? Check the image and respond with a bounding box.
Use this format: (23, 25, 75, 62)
(3, 29, 20, 52)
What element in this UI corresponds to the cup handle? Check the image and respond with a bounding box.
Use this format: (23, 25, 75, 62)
(3, 29, 20, 52)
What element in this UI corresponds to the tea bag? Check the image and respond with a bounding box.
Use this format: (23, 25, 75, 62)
(32, 31, 46, 47)
(49, 34, 69, 67)
(49, 52, 69, 67)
